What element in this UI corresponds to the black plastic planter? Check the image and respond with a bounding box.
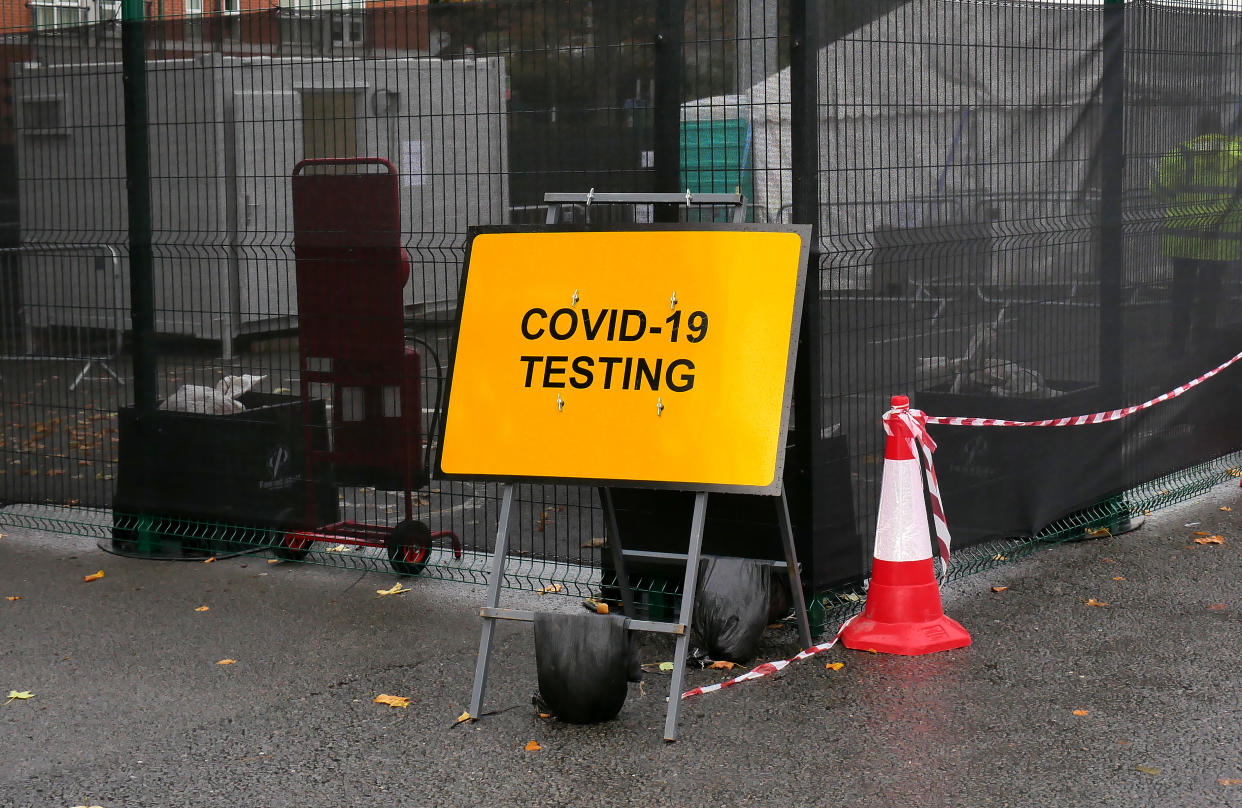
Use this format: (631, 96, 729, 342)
(111, 391, 338, 555)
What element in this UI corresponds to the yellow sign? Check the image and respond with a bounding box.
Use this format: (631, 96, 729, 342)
(438, 226, 810, 493)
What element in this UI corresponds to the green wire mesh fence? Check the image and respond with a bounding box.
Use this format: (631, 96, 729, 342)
(4, 445, 1238, 638)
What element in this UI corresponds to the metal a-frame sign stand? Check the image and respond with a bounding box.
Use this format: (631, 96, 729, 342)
(468, 483, 813, 742)
(449, 193, 813, 742)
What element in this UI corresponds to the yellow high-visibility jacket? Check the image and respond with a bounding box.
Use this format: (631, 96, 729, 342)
(1151, 133, 1242, 261)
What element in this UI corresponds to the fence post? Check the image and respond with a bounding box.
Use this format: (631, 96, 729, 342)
(1099, 0, 1126, 400)
(788, 0, 831, 594)
(121, 0, 158, 413)
(1095, 0, 1130, 531)
(653, 0, 685, 223)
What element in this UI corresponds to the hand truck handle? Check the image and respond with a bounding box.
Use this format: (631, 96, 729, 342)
(292, 157, 397, 176)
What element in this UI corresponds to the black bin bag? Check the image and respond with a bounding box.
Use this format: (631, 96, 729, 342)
(533, 612, 641, 724)
(692, 557, 775, 663)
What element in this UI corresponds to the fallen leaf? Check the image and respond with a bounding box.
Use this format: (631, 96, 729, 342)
(216, 659, 237, 665)
(709, 660, 736, 671)
(1112, 576, 1125, 581)
(990, 586, 1009, 593)
(376, 584, 412, 596)
(5, 690, 34, 704)
(267, 559, 280, 564)
(1073, 709, 1089, 716)
(82, 570, 104, 583)
(1085, 527, 1111, 537)
(455, 711, 473, 724)
(1194, 531, 1211, 536)
(582, 598, 607, 614)
(6, 596, 22, 601)
(538, 712, 552, 719)
(1135, 765, 1160, 776)
(580, 538, 606, 548)
(524, 740, 542, 752)
(203, 557, 217, 564)
(992, 553, 1008, 561)
(1195, 535, 1226, 545)
(373, 694, 410, 709)
(1101, 557, 1115, 563)
(325, 544, 349, 553)
(842, 592, 861, 602)
(536, 584, 563, 595)
(194, 606, 210, 612)
(1221, 506, 1233, 512)
(1084, 598, 1110, 607)
(1219, 779, 1242, 786)
(658, 662, 674, 672)
(1207, 603, 1227, 611)
(825, 662, 844, 671)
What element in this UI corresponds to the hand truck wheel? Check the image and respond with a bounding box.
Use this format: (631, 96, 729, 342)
(386, 519, 432, 576)
(268, 508, 314, 561)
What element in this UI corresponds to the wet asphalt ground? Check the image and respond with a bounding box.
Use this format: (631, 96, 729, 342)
(3, 480, 1242, 808)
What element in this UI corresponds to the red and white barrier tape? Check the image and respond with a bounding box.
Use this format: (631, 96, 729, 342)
(680, 405, 945, 701)
(925, 349, 1242, 428)
(887, 403, 952, 565)
(681, 616, 858, 700)
(682, 354, 1242, 702)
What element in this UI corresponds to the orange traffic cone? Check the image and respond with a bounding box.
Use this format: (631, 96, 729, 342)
(840, 395, 971, 655)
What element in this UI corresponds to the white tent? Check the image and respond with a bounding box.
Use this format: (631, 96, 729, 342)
(707, 0, 1242, 289)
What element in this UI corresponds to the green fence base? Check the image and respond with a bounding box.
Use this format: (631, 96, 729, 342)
(5, 452, 1240, 631)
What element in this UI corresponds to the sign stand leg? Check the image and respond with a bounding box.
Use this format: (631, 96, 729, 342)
(598, 486, 637, 617)
(663, 490, 709, 742)
(468, 483, 516, 718)
(776, 489, 814, 649)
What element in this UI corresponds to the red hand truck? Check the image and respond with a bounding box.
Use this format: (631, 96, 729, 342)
(272, 157, 460, 573)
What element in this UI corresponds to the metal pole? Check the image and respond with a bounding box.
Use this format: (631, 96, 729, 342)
(790, 0, 822, 238)
(652, 0, 685, 223)
(787, 0, 824, 583)
(1099, 0, 1126, 400)
(598, 486, 637, 618)
(776, 489, 814, 648)
(122, 0, 158, 413)
(1093, 0, 1130, 531)
(467, 484, 516, 719)
(663, 491, 709, 742)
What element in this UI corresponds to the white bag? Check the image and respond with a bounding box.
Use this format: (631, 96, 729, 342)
(159, 374, 267, 414)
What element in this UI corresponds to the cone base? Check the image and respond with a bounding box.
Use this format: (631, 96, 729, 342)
(840, 613, 972, 656)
